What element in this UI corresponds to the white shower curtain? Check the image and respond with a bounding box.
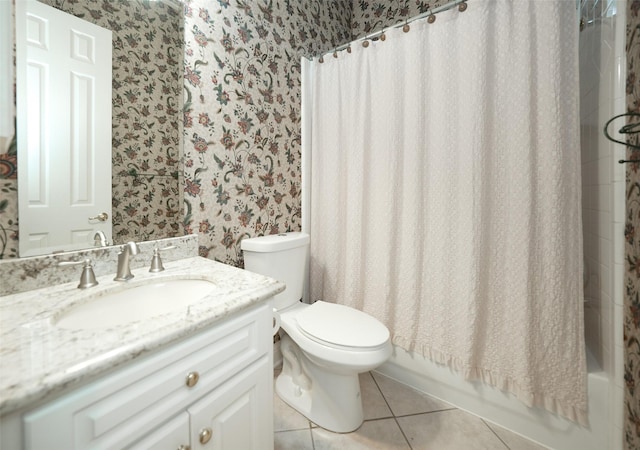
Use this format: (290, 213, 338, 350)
(305, 0, 587, 424)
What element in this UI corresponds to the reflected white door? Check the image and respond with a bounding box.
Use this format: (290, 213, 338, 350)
(16, 0, 112, 257)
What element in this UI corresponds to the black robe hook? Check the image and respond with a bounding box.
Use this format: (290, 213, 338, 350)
(603, 112, 640, 163)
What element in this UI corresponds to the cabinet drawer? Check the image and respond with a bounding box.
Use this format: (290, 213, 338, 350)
(23, 303, 271, 450)
(127, 412, 190, 450)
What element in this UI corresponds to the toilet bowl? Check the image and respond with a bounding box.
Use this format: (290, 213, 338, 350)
(241, 232, 392, 433)
(276, 301, 391, 432)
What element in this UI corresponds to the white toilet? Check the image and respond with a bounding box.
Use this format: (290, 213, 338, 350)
(241, 232, 392, 433)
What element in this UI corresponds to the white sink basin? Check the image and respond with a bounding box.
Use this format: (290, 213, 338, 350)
(55, 279, 217, 330)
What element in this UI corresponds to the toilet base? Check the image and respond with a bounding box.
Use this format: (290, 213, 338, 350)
(274, 338, 283, 370)
(276, 334, 364, 433)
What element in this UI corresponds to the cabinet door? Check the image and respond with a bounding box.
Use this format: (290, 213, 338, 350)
(127, 413, 190, 450)
(189, 356, 273, 450)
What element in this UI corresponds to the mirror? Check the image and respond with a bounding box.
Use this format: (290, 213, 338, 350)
(8, 0, 184, 257)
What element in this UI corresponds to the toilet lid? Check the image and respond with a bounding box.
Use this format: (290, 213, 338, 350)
(296, 301, 389, 348)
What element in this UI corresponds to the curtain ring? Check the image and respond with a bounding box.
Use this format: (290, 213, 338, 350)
(458, 2, 468, 12)
(402, 22, 410, 33)
(318, 56, 324, 63)
(380, 29, 386, 41)
(427, 10, 436, 23)
(362, 40, 370, 48)
(347, 46, 352, 53)
(333, 50, 338, 58)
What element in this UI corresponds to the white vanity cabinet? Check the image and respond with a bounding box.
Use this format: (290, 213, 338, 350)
(3, 302, 274, 450)
(127, 413, 190, 449)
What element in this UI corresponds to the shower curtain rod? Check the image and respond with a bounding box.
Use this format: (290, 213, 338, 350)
(307, 0, 468, 60)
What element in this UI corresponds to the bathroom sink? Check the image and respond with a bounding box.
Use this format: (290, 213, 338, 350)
(55, 279, 217, 330)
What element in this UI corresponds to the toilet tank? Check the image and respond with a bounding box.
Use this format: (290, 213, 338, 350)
(241, 232, 310, 311)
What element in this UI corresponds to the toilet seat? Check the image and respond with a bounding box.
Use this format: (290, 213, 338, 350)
(295, 301, 389, 350)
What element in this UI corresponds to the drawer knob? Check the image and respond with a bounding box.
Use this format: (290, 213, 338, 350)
(185, 371, 199, 388)
(199, 427, 212, 444)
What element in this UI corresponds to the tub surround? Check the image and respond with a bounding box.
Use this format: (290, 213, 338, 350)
(0, 255, 285, 416)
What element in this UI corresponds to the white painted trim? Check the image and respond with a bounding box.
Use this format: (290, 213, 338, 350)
(300, 57, 312, 304)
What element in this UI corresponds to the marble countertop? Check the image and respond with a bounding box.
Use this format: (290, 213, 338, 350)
(0, 257, 285, 416)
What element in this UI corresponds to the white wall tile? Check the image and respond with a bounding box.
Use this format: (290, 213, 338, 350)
(611, 156, 625, 182)
(612, 261, 624, 304)
(614, 342, 624, 387)
(612, 181, 625, 222)
(613, 385, 624, 429)
(602, 346, 612, 374)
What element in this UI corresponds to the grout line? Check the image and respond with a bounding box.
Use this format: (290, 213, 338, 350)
(362, 414, 395, 421)
(309, 424, 316, 450)
(370, 371, 414, 449)
(393, 407, 457, 419)
(274, 426, 312, 433)
(481, 418, 511, 449)
(275, 426, 313, 433)
(370, 371, 457, 419)
(393, 416, 414, 450)
(370, 371, 394, 412)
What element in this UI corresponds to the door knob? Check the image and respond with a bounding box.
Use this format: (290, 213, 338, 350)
(89, 212, 109, 221)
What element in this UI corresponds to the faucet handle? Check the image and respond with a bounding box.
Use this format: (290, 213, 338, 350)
(58, 259, 99, 289)
(149, 245, 176, 273)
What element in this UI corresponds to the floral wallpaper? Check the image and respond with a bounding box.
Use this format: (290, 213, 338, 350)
(350, 0, 447, 38)
(625, 1, 640, 447)
(0, 173, 18, 260)
(181, 0, 351, 265)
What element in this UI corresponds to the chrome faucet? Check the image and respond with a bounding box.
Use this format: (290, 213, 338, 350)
(114, 241, 139, 281)
(94, 231, 108, 247)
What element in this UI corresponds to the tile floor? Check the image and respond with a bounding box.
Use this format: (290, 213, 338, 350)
(274, 371, 548, 450)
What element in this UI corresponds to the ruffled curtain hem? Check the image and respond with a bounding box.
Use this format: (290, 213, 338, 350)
(391, 334, 589, 427)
